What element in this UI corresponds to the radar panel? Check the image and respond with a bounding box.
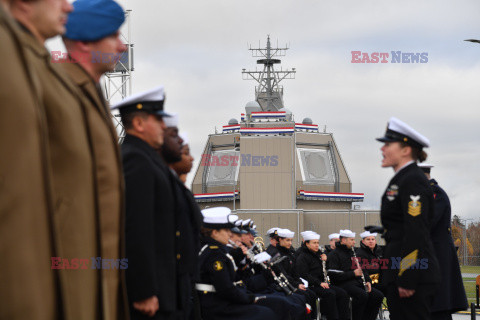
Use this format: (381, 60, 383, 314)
(205, 150, 240, 187)
(297, 148, 336, 185)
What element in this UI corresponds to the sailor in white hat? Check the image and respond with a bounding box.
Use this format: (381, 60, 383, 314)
(264, 227, 280, 257)
(376, 117, 440, 318)
(328, 229, 384, 320)
(275, 228, 320, 318)
(326, 233, 341, 254)
(240, 219, 256, 248)
(296, 231, 351, 320)
(356, 231, 383, 292)
(197, 207, 281, 320)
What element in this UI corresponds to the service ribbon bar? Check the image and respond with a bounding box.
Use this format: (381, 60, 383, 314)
(298, 190, 364, 202)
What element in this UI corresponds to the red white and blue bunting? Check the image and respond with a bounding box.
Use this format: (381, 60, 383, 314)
(222, 124, 241, 133)
(295, 123, 319, 132)
(298, 190, 364, 202)
(194, 191, 239, 202)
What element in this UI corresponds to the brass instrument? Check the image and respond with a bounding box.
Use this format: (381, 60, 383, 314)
(370, 273, 379, 284)
(319, 246, 330, 285)
(351, 247, 368, 292)
(254, 236, 266, 251)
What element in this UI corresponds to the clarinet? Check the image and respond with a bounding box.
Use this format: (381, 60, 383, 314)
(351, 247, 368, 292)
(319, 246, 330, 285)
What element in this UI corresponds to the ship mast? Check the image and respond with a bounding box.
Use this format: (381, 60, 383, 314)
(242, 35, 296, 111)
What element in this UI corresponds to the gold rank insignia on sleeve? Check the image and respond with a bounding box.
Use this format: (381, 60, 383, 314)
(213, 261, 224, 271)
(209, 246, 219, 249)
(398, 249, 418, 276)
(408, 195, 421, 217)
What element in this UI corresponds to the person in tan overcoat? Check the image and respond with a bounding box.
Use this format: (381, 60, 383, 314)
(61, 0, 129, 318)
(10, 0, 102, 318)
(0, 2, 58, 319)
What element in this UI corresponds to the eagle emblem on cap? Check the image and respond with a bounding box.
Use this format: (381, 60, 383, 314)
(408, 195, 421, 216)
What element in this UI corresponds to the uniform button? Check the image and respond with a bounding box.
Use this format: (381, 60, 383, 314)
(176, 231, 180, 237)
(177, 254, 181, 260)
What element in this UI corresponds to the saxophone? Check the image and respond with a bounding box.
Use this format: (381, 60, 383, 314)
(351, 247, 368, 292)
(319, 246, 330, 285)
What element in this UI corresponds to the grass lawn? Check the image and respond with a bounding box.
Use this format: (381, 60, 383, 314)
(461, 265, 480, 275)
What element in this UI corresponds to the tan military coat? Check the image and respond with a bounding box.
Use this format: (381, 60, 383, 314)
(19, 28, 101, 319)
(0, 6, 58, 319)
(61, 62, 128, 320)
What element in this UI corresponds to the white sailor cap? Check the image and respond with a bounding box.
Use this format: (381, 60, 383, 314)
(360, 231, 377, 239)
(376, 117, 429, 149)
(301, 231, 320, 241)
(111, 85, 172, 117)
(242, 219, 253, 228)
(201, 207, 238, 229)
(266, 227, 279, 237)
(339, 229, 356, 238)
(163, 112, 179, 127)
(418, 163, 434, 174)
(328, 233, 340, 240)
(277, 228, 295, 238)
(179, 132, 189, 146)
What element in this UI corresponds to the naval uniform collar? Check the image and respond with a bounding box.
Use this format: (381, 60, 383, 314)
(393, 160, 415, 177)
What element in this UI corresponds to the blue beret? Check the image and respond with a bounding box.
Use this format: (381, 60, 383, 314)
(65, 0, 125, 41)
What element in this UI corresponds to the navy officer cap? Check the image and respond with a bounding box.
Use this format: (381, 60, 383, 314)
(65, 0, 125, 41)
(111, 85, 172, 117)
(376, 117, 430, 149)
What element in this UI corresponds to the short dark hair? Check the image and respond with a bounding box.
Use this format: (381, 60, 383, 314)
(200, 227, 214, 238)
(120, 111, 148, 130)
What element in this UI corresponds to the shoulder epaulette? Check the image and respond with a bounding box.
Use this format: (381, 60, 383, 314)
(209, 245, 219, 249)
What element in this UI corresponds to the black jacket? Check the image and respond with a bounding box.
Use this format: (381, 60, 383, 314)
(355, 242, 383, 277)
(295, 246, 327, 288)
(380, 162, 440, 290)
(327, 242, 371, 288)
(198, 237, 255, 309)
(429, 179, 468, 313)
(122, 134, 177, 313)
(275, 245, 301, 287)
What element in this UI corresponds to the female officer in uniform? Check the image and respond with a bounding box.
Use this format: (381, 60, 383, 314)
(197, 207, 276, 320)
(376, 117, 440, 320)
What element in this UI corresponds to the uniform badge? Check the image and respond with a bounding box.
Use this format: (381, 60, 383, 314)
(408, 195, 421, 217)
(386, 184, 399, 201)
(213, 261, 224, 271)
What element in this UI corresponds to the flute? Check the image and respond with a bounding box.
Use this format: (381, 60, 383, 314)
(351, 247, 368, 292)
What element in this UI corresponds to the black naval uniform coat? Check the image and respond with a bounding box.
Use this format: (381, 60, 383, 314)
(380, 162, 440, 320)
(355, 242, 383, 291)
(197, 237, 276, 320)
(122, 134, 177, 319)
(429, 179, 468, 317)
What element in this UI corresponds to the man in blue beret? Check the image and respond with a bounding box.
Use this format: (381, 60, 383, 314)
(61, 1, 129, 320)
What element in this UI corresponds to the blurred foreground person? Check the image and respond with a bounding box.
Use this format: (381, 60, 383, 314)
(62, 0, 129, 318)
(0, 1, 57, 318)
(159, 113, 203, 319)
(11, 0, 105, 318)
(376, 117, 439, 320)
(418, 163, 467, 319)
(171, 132, 194, 184)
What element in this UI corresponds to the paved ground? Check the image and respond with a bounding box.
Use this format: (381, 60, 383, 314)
(379, 310, 480, 319)
(463, 273, 479, 278)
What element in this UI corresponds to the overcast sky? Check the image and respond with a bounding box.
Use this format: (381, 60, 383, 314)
(48, 0, 480, 220)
